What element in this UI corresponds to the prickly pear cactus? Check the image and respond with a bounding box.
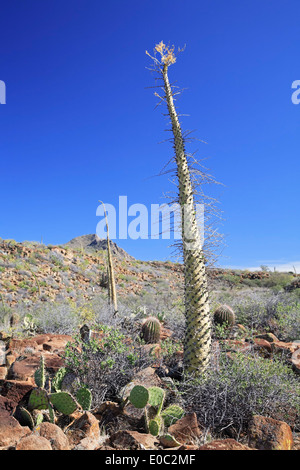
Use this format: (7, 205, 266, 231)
(76, 387, 92, 411)
(159, 433, 181, 448)
(34, 355, 46, 389)
(18, 407, 35, 429)
(161, 404, 185, 427)
(141, 316, 161, 344)
(148, 386, 165, 411)
(148, 416, 163, 436)
(129, 385, 149, 409)
(213, 305, 235, 327)
(48, 404, 55, 424)
(28, 388, 49, 411)
(52, 367, 68, 392)
(49, 392, 78, 415)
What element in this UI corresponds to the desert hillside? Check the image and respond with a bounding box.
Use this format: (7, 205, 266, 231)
(0, 236, 299, 451)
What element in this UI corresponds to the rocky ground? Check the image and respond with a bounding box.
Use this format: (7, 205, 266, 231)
(0, 236, 299, 450)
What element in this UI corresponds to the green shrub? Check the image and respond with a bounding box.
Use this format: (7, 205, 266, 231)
(63, 325, 151, 406)
(180, 351, 300, 436)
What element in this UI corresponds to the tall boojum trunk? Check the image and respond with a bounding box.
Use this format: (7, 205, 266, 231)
(99, 201, 118, 316)
(161, 59, 211, 375)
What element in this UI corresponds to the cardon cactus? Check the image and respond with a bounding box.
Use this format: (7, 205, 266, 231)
(141, 317, 161, 344)
(129, 385, 149, 409)
(213, 305, 235, 327)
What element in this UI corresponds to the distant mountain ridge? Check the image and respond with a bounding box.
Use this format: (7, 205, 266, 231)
(64, 234, 134, 260)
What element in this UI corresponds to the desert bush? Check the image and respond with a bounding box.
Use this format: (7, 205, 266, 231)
(63, 325, 151, 406)
(276, 302, 300, 341)
(212, 288, 300, 339)
(180, 351, 300, 437)
(31, 301, 80, 335)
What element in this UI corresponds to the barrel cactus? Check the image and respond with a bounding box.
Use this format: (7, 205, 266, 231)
(141, 316, 161, 344)
(213, 305, 235, 327)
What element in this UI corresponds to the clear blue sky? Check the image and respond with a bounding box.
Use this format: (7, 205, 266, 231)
(0, 0, 299, 270)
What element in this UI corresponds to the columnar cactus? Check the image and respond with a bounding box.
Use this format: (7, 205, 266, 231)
(213, 305, 235, 327)
(147, 42, 212, 375)
(141, 317, 161, 344)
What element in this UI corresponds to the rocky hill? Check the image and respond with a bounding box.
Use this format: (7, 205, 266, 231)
(64, 234, 134, 260)
(0, 237, 184, 308)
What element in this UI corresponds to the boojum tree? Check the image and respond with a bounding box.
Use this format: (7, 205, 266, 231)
(99, 200, 118, 316)
(146, 42, 217, 375)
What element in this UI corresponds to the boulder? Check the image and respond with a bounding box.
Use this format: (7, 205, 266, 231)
(8, 352, 64, 383)
(198, 439, 253, 450)
(168, 413, 202, 444)
(0, 379, 34, 403)
(109, 430, 158, 450)
(16, 434, 52, 450)
(0, 415, 31, 447)
(0, 395, 17, 419)
(248, 415, 294, 450)
(37, 422, 70, 450)
(66, 411, 100, 450)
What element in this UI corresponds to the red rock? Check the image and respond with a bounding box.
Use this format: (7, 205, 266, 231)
(66, 411, 100, 449)
(0, 395, 17, 418)
(0, 415, 31, 447)
(225, 340, 252, 353)
(8, 353, 64, 383)
(253, 338, 272, 356)
(272, 341, 299, 357)
(0, 380, 34, 403)
(199, 439, 252, 450)
(109, 430, 158, 450)
(168, 413, 202, 444)
(248, 415, 294, 450)
(37, 422, 70, 450)
(16, 434, 52, 450)
(8, 338, 39, 354)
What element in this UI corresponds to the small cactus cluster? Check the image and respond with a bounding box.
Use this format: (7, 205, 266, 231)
(213, 305, 235, 327)
(14, 355, 92, 428)
(127, 384, 184, 445)
(141, 316, 161, 344)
